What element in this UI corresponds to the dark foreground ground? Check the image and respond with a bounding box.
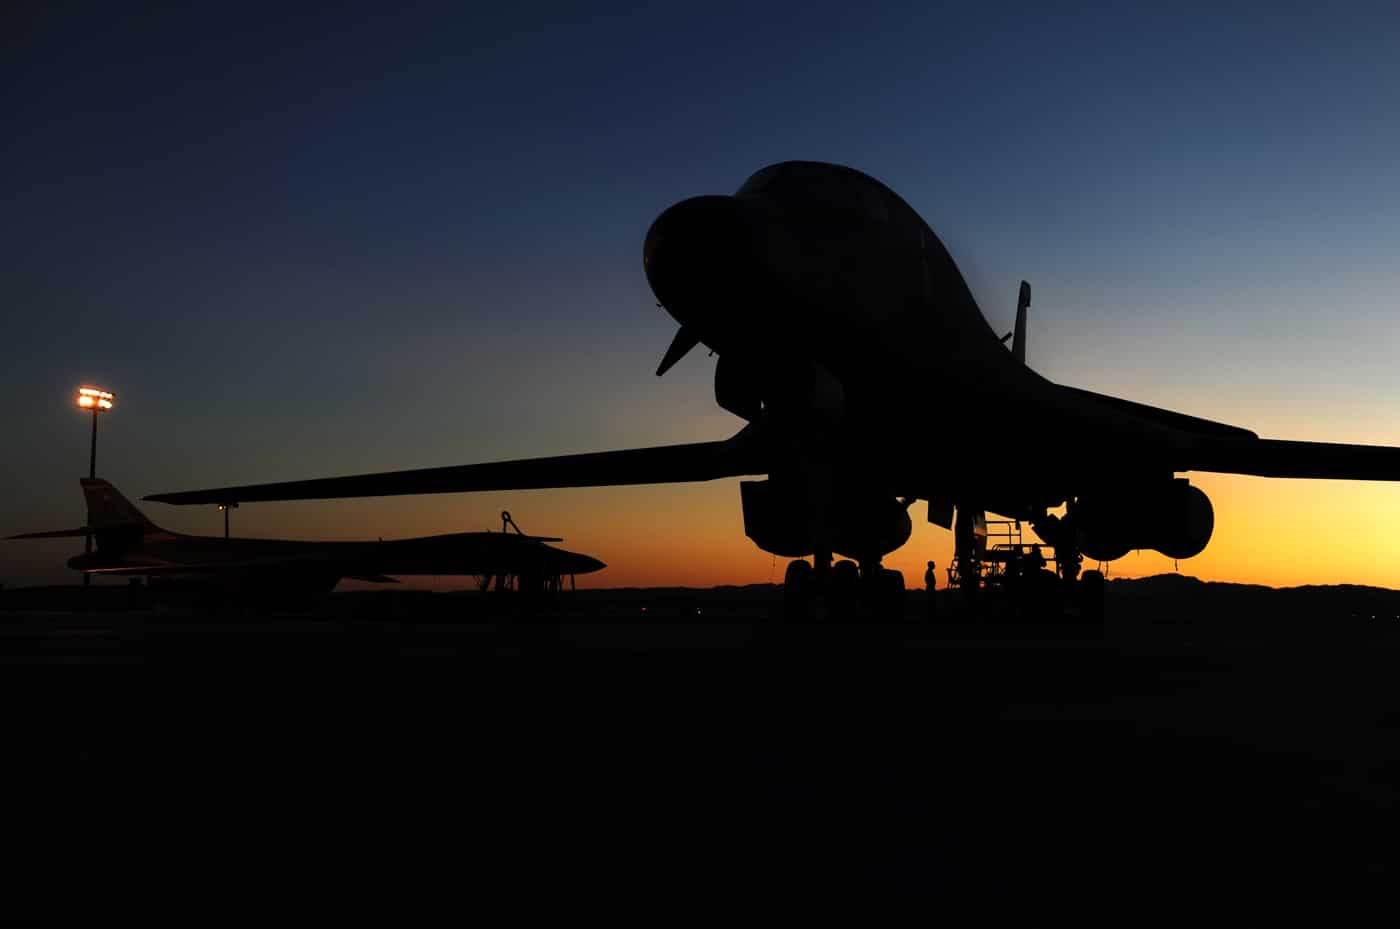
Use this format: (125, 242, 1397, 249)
(3, 580, 1398, 917)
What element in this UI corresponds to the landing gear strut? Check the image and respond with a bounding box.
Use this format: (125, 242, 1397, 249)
(1032, 510, 1105, 625)
(952, 505, 987, 610)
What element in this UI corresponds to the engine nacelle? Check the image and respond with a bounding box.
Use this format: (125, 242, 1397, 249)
(739, 479, 911, 561)
(1074, 480, 1214, 562)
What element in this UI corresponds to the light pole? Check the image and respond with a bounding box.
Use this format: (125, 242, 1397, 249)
(76, 387, 114, 585)
(218, 503, 238, 539)
(77, 387, 114, 478)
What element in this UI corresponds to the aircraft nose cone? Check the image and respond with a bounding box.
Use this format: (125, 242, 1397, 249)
(644, 195, 755, 333)
(560, 551, 606, 575)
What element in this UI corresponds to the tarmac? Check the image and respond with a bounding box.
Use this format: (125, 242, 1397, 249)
(3, 585, 1397, 916)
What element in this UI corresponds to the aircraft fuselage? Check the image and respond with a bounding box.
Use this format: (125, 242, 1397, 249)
(148, 160, 1400, 571)
(647, 165, 1218, 509)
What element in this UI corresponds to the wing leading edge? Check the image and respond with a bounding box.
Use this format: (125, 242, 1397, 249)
(145, 426, 767, 506)
(1186, 437, 1400, 481)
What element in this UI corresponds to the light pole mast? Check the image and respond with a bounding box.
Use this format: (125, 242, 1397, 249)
(76, 387, 115, 587)
(219, 503, 238, 539)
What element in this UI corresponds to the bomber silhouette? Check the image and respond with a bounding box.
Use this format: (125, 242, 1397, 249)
(145, 161, 1400, 615)
(11, 479, 602, 600)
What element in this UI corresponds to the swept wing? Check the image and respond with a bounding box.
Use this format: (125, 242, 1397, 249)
(146, 427, 766, 505)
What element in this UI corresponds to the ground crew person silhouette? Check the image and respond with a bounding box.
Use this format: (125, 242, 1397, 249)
(924, 560, 937, 620)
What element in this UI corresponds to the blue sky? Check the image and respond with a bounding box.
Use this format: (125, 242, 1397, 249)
(4, 2, 1399, 587)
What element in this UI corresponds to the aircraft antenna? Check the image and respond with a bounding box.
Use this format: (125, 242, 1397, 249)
(1012, 280, 1031, 365)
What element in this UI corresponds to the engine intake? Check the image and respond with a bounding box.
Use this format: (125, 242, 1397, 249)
(715, 356, 844, 431)
(714, 354, 763, 421)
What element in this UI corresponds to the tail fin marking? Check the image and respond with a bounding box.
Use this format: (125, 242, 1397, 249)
(81, 478, 165, 534)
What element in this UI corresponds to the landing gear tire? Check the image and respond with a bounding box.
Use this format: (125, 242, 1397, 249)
(1079, 569, 1106, 626)
(1031, 568, 1063, 621)
(871, 568, 906, 622)
(828, 560, 861, 620)
(783, 560, 814, 622)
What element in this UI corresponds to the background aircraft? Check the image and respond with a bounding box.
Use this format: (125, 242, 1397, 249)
(10, 479, 604, 601)
(145, 162, 1400, 613)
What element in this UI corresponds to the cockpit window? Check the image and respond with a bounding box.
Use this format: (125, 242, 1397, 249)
(738, 163, 889, 224)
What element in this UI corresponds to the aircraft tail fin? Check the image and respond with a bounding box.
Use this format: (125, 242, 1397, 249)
(1012, 280, 1031, 365)
(81, 478, 166, 535)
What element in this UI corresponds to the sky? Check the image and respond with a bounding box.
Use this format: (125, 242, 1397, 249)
(4, 1, 1400, 591)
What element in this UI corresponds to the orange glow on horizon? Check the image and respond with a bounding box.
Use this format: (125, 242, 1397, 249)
(176, 411, 1400, 597)
(311, 470, 1400, 595)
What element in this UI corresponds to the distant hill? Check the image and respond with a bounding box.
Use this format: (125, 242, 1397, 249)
(1105, 573, 1400, 624)
(1108, 572, 1399, 598)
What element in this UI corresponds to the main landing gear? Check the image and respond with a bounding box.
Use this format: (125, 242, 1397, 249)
(946, 510, 1108, 625)
(782, 558, 906, 622)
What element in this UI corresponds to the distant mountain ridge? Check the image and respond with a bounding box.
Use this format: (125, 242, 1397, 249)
(1108, 573, 1398, 596)
(7, 576, 1400, 627)
(1104, 573, 1400, 625)
(583, 575, 1400, 626)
